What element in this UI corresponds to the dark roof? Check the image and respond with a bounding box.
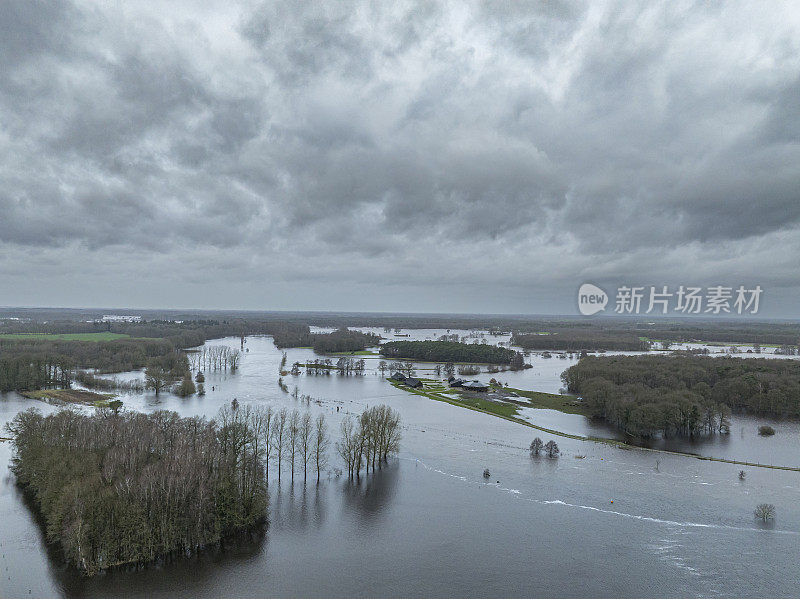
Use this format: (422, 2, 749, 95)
(461, 380, 488, 391)
(448, 378, 465, 387)
(389, 372, 407, 381)
(405, 377, 423, 388)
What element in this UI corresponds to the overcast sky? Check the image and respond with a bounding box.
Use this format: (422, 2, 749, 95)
(2, 1, 799, 316)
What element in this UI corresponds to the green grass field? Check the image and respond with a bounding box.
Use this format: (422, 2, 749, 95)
(0, 332, 132, 341)
(505, 388, 589, 415)
(454, 395, 520, 418)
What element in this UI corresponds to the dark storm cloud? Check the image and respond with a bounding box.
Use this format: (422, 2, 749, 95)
(1, 0, 799, 313)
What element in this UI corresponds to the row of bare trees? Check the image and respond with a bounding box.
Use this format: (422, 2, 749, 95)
(335, 357, 366, 375)
(240, 404, 330, 484)
(336, 406, 402, 479)
(301, 359, 334, 375)
(300, 358, 367, 375)
(189, 346, 242, 373)
(377, 361, 416, 377)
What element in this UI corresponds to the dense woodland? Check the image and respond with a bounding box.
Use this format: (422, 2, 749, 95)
(563, 354, 800, 438)
(380, 340, 522, 365)
(6, 408, 268, 575)
(513, 331, 650, 352)
(271, 325, 380, 353)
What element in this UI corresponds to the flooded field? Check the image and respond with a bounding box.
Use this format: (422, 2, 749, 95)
(1, 332, 798, 598)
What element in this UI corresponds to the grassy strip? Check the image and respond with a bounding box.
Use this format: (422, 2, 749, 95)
(388, 380, 800, 472)
(327, 350, 378, 356)
(504, 387, 589, 416)
(451, 394, 520, 418)
(22, 389, 116, 405)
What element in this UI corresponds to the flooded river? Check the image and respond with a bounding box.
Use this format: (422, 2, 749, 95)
(1, 333, 798, 598)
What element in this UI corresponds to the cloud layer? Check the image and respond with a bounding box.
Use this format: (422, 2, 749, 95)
(2, 0, 799, 314)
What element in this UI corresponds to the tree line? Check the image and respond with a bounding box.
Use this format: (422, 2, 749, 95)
(512, 332, 650, 352)
(562, 355, 800, 438)
(188, 345, 242, 373)
(274, 327, 381, 353)
(253, 404, 330, 483)
(379, 341, 522, 366)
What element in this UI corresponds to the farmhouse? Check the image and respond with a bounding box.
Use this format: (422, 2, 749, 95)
(389, 372, 423, 389)
(461, 380, 489, 392)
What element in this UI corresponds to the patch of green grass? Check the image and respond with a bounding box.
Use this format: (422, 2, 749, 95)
(455, 395, 519, 418)
(505, 387, 589, 415)
(0, 332, 133, 341)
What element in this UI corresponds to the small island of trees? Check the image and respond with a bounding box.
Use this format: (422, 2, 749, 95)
(6, 407, 269, 576)
(6, 398, 403, 577)
(271, 326, 380, 353)
(380, 340, 525, 367)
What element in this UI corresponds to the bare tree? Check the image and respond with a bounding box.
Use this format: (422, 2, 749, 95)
(145, 364, 168, 395)
(288, 409, 300, 482)
(313, 414, 329, 482)
(261, 405, 274, 482)
(271, 408, 287, 482)
(754, 503, 775, 522)
(229, 349, 241, 372)
(299, 412, 312, 483)
(336, 416, 358, 478)
(336, 405, 401, 479)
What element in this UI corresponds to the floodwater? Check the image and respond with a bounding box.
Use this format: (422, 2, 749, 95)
(1, 333, 799, 598)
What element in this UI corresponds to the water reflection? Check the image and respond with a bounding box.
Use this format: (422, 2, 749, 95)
(340, 463, 399, 525)
(3, 334, 800, 598)
(270, 479, 328, 532)
(57, 524, 267, 599)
